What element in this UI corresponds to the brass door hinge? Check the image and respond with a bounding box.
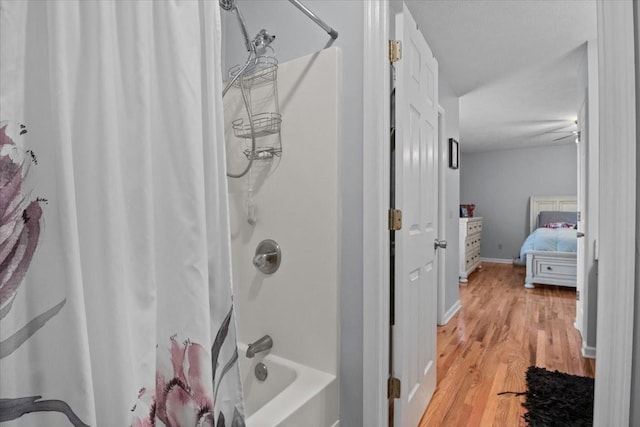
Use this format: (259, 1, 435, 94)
(389, 40, 402, 62)
(388, 377, 401, 399)
(389, 209, 402, 231)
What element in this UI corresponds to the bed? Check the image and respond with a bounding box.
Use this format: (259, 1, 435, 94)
(521, 196, 578, 289)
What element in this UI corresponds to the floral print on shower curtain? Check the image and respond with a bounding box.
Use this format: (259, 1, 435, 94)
(0, 123, 87, 426)
(130, 309, 244, 427)
(0, 1, 244, 426)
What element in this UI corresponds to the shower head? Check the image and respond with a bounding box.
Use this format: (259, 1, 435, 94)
(253, 29, 276, 53)
(219, 0, 236, 11)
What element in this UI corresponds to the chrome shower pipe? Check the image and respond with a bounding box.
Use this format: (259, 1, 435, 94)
(233, 4, 254, 53)
(219, 0, 257, 178)
(221, 1, 258, 96)
(219, 0, 254, 54)
(288, 0, 338, 40)
(222, 43, 256, 97)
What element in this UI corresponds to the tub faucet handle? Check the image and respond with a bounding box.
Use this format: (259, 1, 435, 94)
(253, 253, 269, 269)
(252, 240, 281, 274)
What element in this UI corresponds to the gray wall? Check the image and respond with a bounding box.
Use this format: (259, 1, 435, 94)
(439, 76, 461, 321)
(222, 2, 365, 425)
(460, 144, 577, 260)
(631, 2, 639, 425)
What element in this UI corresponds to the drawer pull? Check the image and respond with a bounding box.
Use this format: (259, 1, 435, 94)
(546, 266, 553, 271)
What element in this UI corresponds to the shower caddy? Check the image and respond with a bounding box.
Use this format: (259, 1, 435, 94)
(220, 0, 337, 178)
(228, 54, 282, 161)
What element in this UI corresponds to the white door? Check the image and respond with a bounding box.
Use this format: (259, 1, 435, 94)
(576, 101, 586, 335)
(393, 3, 439, 426)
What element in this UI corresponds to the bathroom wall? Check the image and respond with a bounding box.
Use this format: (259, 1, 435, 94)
(223, 3, 365, 425)
(225, 48, 341, 380)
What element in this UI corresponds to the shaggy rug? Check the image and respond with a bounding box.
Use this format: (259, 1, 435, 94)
(500, 366, 594, 426)
(523, 366, 594, 426)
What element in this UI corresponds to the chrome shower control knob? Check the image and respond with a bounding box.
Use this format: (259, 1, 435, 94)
(253, 239, 282, 274)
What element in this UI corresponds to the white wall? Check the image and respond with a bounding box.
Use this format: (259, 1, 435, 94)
(222, 3, 365, 425)
(460, 144, 577, 260)
(226, 48, 341, 375)
(439, 76, 461, 323)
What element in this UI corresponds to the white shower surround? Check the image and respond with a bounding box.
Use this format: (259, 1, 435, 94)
(225, 48, 342, 425)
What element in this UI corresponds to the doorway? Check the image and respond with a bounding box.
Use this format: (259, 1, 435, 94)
(362, 1, 636, 425)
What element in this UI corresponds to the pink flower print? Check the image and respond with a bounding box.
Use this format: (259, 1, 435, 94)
(0, 124, 55, 359)
(0, 124, 44, 309)
(132, 336, 215, 427)
(0, 200, 43, 308)
(0, 121, 85, 426)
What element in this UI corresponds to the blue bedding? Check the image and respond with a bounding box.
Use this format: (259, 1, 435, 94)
(519, 228, 577, 260)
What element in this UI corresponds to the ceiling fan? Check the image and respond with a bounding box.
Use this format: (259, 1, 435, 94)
(552, 130, 579, 142)
(545, 120, 579, 142)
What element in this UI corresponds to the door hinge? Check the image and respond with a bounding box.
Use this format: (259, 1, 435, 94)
(389, 40, 402, 62)
(388, 377, 401, 399)
(389, 209, 403, 230)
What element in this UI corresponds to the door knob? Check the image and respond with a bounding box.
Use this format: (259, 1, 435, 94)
(577, 232, 585, 238)
(434, 239, 447, 249)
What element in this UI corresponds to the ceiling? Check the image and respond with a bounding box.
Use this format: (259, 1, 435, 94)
(404, 0, 597, 153)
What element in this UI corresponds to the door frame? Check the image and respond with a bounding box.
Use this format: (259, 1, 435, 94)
(575, 98, 586, 340)
(362, 1, 390, 425)
(437, 105, 447, 325)
(592, 1, 636, 425)
(362, 1, 636, 426)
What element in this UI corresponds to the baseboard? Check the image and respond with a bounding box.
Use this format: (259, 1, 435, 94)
(574, 321, 583, 339)
(439, 300, 461, 326)
(582, 345, 596, 359)
(480, 257, 513, 264)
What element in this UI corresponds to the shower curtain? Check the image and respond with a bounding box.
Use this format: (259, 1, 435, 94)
(0, 1, 244, 426)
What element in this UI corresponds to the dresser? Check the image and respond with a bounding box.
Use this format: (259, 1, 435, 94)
(459, 217, 483, 282)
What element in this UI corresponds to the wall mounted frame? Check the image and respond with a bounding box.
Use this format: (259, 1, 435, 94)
(449, 138, 459, 169)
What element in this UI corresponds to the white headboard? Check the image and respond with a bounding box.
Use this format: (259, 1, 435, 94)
(529, 195, 577, 233)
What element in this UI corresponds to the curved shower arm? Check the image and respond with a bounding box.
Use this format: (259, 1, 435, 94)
(288, 0, 338, 40)
(219, 0, 255, 52)
(233, 5, 253, 52)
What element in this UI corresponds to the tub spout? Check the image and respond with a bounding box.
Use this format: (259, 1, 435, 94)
(246, 335, 273, 358)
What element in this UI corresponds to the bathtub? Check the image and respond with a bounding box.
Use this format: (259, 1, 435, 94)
(237, 343, 339, 427)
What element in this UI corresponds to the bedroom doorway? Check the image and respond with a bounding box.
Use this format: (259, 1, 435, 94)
(361, 1, 636, 425)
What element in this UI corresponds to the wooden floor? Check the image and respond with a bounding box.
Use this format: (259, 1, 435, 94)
(419, 262, 595, 427)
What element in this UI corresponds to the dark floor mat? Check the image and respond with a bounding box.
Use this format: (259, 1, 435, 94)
(522, 365, 594, 427)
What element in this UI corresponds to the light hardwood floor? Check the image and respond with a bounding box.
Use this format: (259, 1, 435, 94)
(419, 262, 595, 427)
